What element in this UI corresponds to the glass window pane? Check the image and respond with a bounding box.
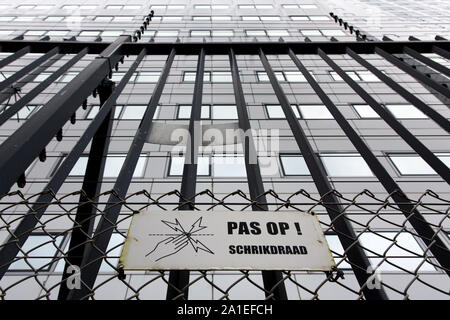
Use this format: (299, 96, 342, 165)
(191, 30, 211, 37)
(212, 105, 238, 119)
(169, 156, 210, 176)
(104, 155, 146, 177)
(298, 105, 333, 119)
(266, 105, 300, 119)
(353, 104, 380, 118)
(86, 105, 123, 119)
(246, 30, 266, 36)
(156, 30, 179, 37)
(284, 71, 306, 82)
(136, 72, 161, 82)
(385, 104, 427, 119)
(301, 30, 322, 36)
(10, 234, 64, 271)
(211, 71, 232, 82)
(280, 155, 310, 175)
(290, 16, 309, 21)
(321, 154, 374, 176)
(260, 16, 280, 21)
(358, 71, 381, 82)
(121, 105, 146, 119)
(310, 16, 330, 21)
(267, 30, 289, 37)
(213, 156, 246, 177)
(178, 105, 210, 119)
(389, 155, 437, 175)
(321, 29, 346, 36)
(183, 71, 210, 82)
(212, 30, 234, 37)
(242, 16, 260, 21)
(359, 232, 435, 272)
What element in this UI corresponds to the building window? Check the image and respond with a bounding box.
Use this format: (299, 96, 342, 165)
(256, 71, 285, 81)
(9, 234, 65, 272)
(212, 30, 234, 37)
(385, 104, 427, 119)
(58, 72, 78, 83)
(298, 105, 333, 119)
(194, 5, 229, 10)
(44, 16, 64, 22)
(212, 155, 247, 178)
(301, 30, 322, 36)
(246, 30, 267, 37)
(266, 29, 289, 37)
(78, 30, 101, 37)
(320, 154, 373, 177)
(183, 71, 211, 82)
(280, 154, 310, 176)
(177, 105, 211, 120)
(325, 234, 352, 269)
(101, 30, 124, 37)
(110, 71, 137, 82)
(211, 71, 232, 82)
(310, 16, 330, 21)
(168, 156, 210, 176)
(46, 30, 70, 37)
(359, 232, 436, 272)
(321, 29, 346, 36)
(389, 153, 450, 175)
(330, 71, 380, 82)
(212, 105, 238, 120)
(156, 30, 179, 37)
(162, 16, 182, 21)
(290, 16, 309, 21)
(68, 154, 147, 177)
(260, 16, 281, 21)
(193, 16, 211, 21)
(86, 105, 124, 120)
(121, 105, 160, 120)
(191, 30, 211, 37)
(353, 104, 380, 118)
(135, 71, 161, 83)
(266, 105, 301, 119)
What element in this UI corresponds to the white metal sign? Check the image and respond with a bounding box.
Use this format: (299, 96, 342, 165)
(119, 211, 335, 271)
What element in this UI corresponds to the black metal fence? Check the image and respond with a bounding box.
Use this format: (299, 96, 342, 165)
(0, 189, 448, 300)
(0, 34, 449, 300)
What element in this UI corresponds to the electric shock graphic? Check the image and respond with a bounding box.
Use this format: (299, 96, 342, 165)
(146, 217, 214, 261)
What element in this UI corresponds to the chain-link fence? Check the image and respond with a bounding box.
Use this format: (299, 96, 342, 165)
(0, 189, 449, 300)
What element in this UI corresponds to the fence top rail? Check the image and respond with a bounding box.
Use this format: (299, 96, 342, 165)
(0, 40, 448, 55)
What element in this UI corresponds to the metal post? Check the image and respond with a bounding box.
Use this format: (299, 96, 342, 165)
(289, 48, 450, 276)
(229, 48, 287, 300)
(67, 48, 175, 300)
(57, 79, 116, 300)
(345, 48, 450, 133)
(318, 48, 450, 185)
(166, 48, 205, 301)
(0, 48, 88, 126)
(0, 36, 130, 196)
(375, 47, 450, 99)
(0, 50, 145, 282)
(259, 48, 388, 300)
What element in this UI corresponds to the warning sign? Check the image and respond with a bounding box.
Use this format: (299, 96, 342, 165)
(119, 211, 335, 271)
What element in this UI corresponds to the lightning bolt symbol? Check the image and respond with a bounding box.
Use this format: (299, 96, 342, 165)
(161, 218, 184, 233)
(190, 237, 214, 255)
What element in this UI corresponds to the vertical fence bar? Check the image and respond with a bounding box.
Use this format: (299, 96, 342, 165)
(288, 48, 450, 276)
(0, 36, 130, 196)
(345, 48, 450, 133)
(403, 46, 450, 77)
(229, 48, 287, 300)
(57, 79, 116, 300)
(0, 47, 59, 93)
(375, 47, 450, 99)
(166, 48, 205, 301)
(259, 48, 388, 300)
(432, 46, 450, 60)
(0, 50, 146, 282)
(0, 48, 89, 126)
(67, 48, 176, 300)
(318, 49, 450, 185)
(0, 46, 30, 69)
